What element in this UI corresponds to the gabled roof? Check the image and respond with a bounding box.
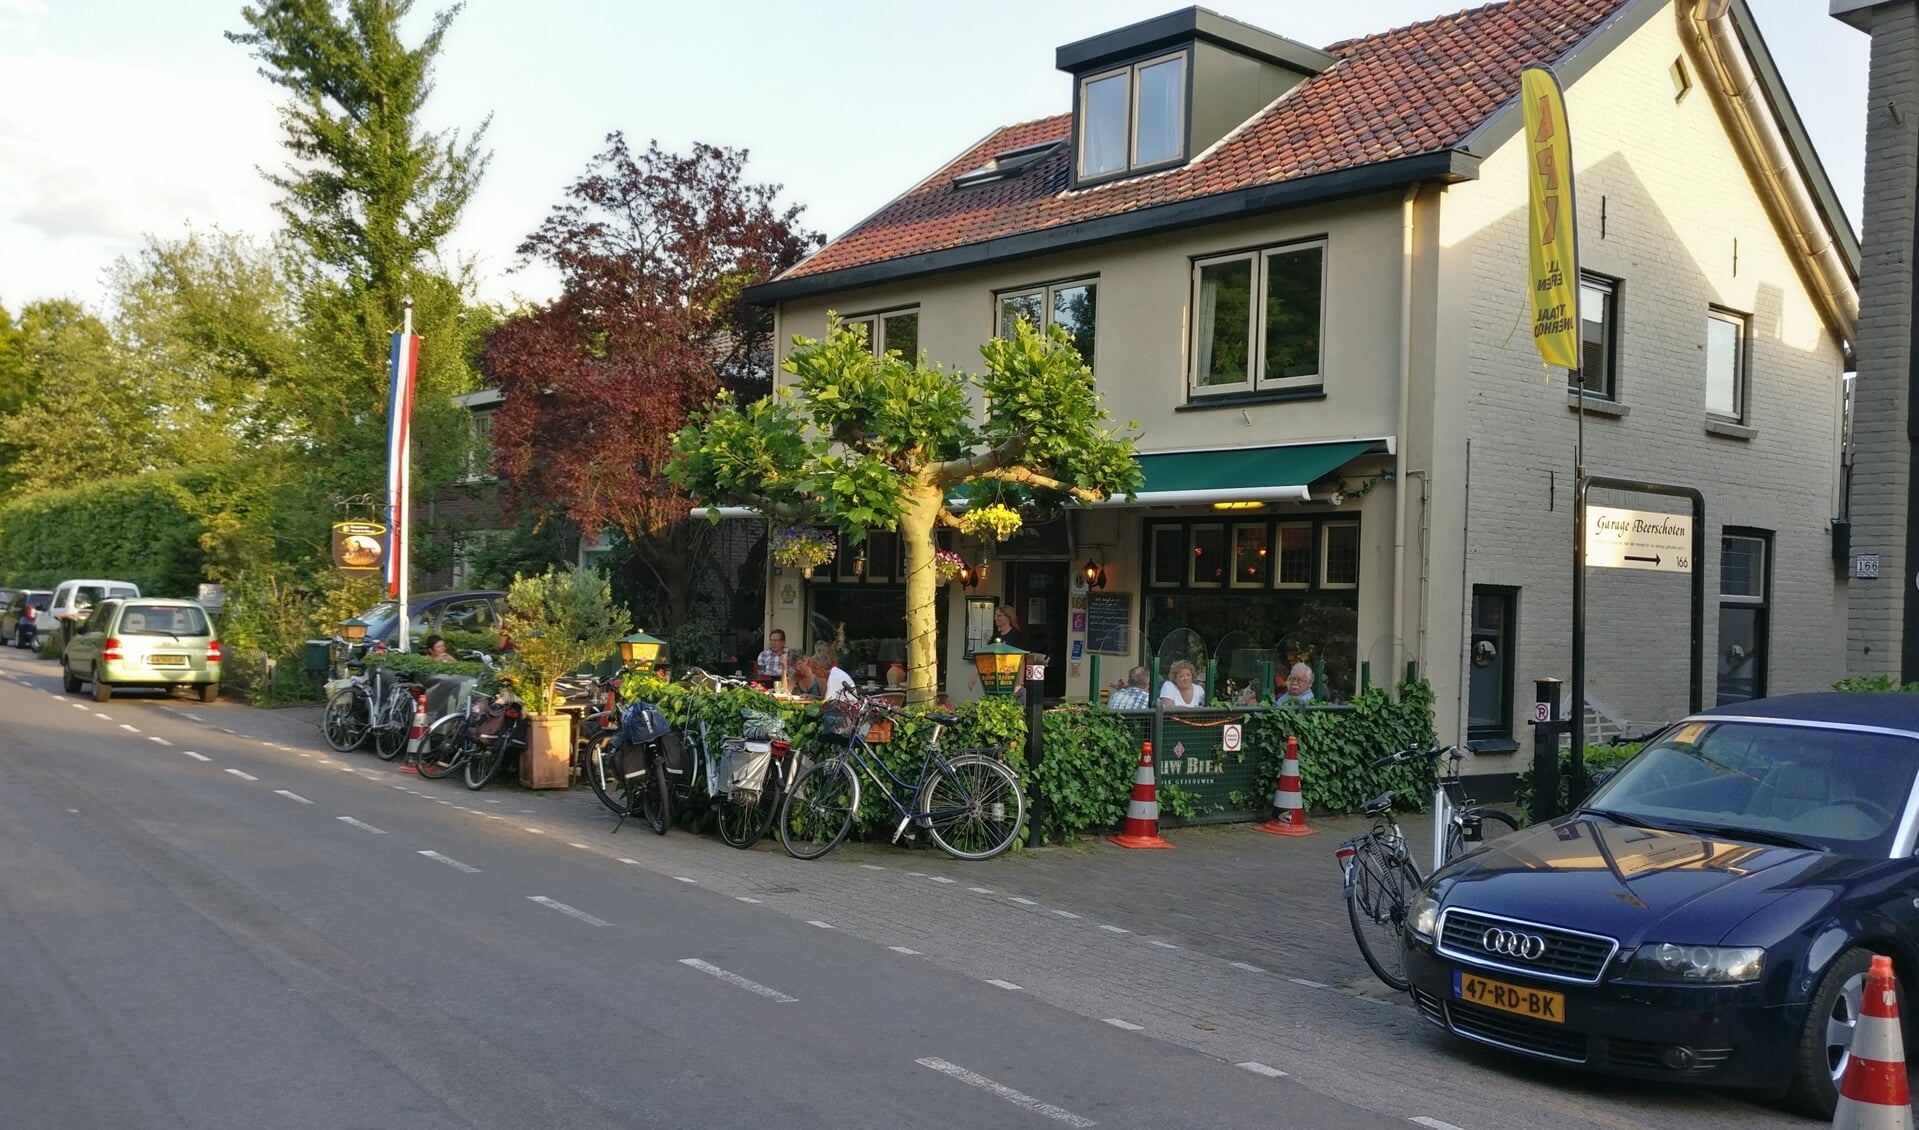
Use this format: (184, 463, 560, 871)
(755, 0, 1642, 302)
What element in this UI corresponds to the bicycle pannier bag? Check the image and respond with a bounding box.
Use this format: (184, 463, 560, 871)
(656, 728, 689, 777)
(820, 699, 860, 739)
(719, 737, 771, 795)
(620, 701, 671, 746)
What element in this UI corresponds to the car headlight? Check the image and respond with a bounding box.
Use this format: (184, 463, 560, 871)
(1625, 942, 1765, 983)
(1408, 891, 1441, 941)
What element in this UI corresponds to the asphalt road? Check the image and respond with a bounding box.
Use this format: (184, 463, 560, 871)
(0, 648, 1839, 1129)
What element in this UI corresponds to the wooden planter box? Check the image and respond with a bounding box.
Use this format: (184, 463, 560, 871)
(520, 712, 572, 789)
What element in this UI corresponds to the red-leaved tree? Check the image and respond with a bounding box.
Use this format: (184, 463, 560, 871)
(484, 135, 820, 642)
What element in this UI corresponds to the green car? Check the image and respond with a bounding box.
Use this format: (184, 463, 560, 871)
(62, 598, 222, 703)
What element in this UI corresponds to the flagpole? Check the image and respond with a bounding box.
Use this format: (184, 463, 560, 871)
(396, 296, 415, 653)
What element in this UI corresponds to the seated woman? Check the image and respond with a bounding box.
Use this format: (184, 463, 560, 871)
(1158, 659, 1205, 708)
(785, 656, 824, 698)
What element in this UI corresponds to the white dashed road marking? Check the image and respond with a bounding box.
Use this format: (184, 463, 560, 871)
(1102, 1019, 1143, 1031)
(929, 876, 956, 884)
(274, 790, 313, 804)
(736, 896, 762, 904)
(1053, 910, 1081, 919)
(337, 816, 386, 834)
(528, 896, 607, 927)
(1098, 925, 1130, 934)
(914, 1058, 1095, 1128)
(678, 958, 797, 1003)
(1010, 897, 1037, 906)
(181, 712, 204, 722)
(1288, 977, 1329, 989)
(968, 887, 993, 894)
(673, 877, 697, 884)
(985, 979, 1022, 991)
(118, 724, 138, 732)
(419, 850, 480, 873)
(148, 736, 172, 746)
(807, 920, 835, 930)
(1236, 1061, 1287, 1078)
(889, 946, 921, 955)
(223, 769, 258, 781)
(1410, 1119, 1469, 1130)
(1145, 940, 1178, 949)
(182, 751, 210, 762)
(1230, 961, 1265, 973)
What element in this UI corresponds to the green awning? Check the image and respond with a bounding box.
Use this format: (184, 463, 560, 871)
(1124, 440, 1379, 505)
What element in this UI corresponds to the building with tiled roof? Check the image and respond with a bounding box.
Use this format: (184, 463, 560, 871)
(747, 0, 1859, 763)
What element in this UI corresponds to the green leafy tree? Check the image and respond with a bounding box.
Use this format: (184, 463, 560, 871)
(671, 319, 1141, 703)
(499, 567, 629, 714)
(0, 300, 159, 495)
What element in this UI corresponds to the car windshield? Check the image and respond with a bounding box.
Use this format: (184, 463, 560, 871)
(358, 601, 398, 626)
(1582, 719, 1919, 856)
(118, 604, 210, 637)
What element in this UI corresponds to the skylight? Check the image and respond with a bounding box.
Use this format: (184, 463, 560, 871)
(952, 140, 1065, 189)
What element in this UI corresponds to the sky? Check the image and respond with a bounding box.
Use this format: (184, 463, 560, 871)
(0, 0, 1870, 314)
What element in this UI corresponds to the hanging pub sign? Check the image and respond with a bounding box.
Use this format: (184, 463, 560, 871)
(332, 520, 388, 575)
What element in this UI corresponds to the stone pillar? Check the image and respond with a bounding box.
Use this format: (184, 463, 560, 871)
(1837, 0, 1919, 678)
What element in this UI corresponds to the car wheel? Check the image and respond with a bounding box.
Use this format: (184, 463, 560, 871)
(91, 667, 112, 703)
(1785, 947, 1905, 1118)
(198, 683, 219, 704)
(62, 665, 81, 694)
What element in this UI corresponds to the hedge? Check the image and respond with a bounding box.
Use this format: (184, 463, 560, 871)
(0, 473, 208, 595)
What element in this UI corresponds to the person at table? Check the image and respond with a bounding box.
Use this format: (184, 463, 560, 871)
(422, 635, 451, 660)
(755, 628, 793, 688)
(816, 642, 857, 701)
(786, 655, 824, 698)
(1158, 659, 1205, 708)
(990, 605, 1029, 651)
(1275, 663, 1316, 707)
(1108, 665, 1151, 710)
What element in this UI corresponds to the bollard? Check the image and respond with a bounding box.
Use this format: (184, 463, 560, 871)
(1087, 654, 1101, 704)
(1025, 655, 1047, 847)
(1530, 677, 1566, 824)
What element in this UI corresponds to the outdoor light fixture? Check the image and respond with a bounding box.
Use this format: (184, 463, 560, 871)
(1212, 500, 1265, 511)
(338, 616, 369, 643)
(972, 639, 1028, 697)
(619, 630, 666, 667)
(972, 561, 989, 588)
(1081, 558, 1107, 590)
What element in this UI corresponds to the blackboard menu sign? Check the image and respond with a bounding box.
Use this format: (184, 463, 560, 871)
(1086, 592, 1131, 655)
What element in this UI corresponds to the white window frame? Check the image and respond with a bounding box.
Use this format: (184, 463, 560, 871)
(1188, 522, 1225, 588)
(1273, 522, 1314, 590)
(1320, 522, 1360, 590)
(1229, 522, 1269, 589)
(841, 308, 920, 358)
(1075, 51, 1187, 182)
(1706, 308, 1747, 422)
(995, 278, 1097, 365)
(1188, 239, 1327, 398)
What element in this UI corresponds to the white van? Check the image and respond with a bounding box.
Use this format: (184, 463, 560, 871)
(49, 578, 141, 644)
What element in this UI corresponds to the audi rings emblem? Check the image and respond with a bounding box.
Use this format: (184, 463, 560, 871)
(1481, 928, 1547, 960)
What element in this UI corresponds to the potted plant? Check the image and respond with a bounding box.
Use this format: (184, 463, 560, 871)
(770, 526, 837, 577)
(934, 548, 967, 584)
(498, 567, 629, 789)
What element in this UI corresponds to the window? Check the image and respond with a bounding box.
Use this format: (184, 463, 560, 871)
(1190, 241, 1325, 397)
(464, 406, 495, 481)
(1076, 52, 1187, 181)
(1275, 523, 1313, 588)
(1468, 587, 1517, 742)
(1231, 524, 1269, 588)
(1706, 309, 1747, 420)
(1717, 530, 1770, 706)
(842, 309, 920, 359)
(1149, 525, 1186, 588)
(1574, 275, 1617, 399)
(1321, 524, 1359, 589)
(996, 279, 1097, 370)
(1189, 523, 1225, 587)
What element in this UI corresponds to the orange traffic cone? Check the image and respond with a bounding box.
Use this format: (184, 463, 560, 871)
(1832, 954, 1913, 1130)
(401, 687, 427, 774)
(1255, 735, 1315, 837)
(1108, 741, 1174, 850)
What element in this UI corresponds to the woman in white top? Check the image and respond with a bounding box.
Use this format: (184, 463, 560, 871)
(1158, 659, 1205, 708)
(816, 642, 858, 701)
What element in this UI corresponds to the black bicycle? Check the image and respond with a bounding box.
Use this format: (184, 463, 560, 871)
(416, 652, 527, 790)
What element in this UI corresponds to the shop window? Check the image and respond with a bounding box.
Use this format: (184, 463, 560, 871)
(1189, 523, 1225, 587)
(1231, 523, 1269, 588)
(1322, 523, 1359, 588)
(1150, 525, 1186, 588)
(1275, 523, 1313, 588)
(1468, 587, 1516, 742)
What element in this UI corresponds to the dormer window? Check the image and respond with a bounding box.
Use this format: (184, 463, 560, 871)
(1077, 52, 1187, 181)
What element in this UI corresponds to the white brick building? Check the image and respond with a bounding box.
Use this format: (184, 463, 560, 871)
(745, 0, 1859, 764)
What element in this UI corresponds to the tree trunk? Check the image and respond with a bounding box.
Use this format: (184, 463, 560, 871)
(899, 478, 943, 705)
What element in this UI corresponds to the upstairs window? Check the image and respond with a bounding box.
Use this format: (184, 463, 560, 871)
(1189, 239, 1325, 397)
(996, 279, 1097, 370)
(842, 308, 920, 360)
(1706, 308, 1747, 421)
(1574, 275, 1618, 400)
(1077, 52, 1187, 182)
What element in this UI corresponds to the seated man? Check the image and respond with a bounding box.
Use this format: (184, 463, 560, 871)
(1108, 665, 1151, 710)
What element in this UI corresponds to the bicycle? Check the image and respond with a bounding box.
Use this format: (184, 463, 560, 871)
(415, 652, 527, 789)
(1333, 745, 1521, 991)
(321, 652, 421, 761)
(778, 692, 1026, 862)
(605, 669, 795, 847)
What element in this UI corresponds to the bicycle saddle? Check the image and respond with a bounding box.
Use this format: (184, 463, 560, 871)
(924, 711, 960, 726)
(1360, 791, 1396, 816)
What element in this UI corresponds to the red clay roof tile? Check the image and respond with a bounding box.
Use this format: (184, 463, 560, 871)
(782, 0, 1630, 283)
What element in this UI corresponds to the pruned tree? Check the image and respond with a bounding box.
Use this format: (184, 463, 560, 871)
(484, 135, 820, 638)
(670, 319, 1142, 703)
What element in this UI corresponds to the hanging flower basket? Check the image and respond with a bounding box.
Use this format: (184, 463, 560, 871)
(771, 526, 837, 576)
(934, 549, 968, 583)
(957, 502, 1023, 542)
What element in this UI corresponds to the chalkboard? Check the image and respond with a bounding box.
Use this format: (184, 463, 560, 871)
(1086, 592, 1131, 655)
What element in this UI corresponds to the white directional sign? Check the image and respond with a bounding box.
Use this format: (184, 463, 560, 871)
(1585, 505, 1693, 574)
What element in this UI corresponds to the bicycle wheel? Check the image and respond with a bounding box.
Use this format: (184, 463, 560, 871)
(418, 714, 468, 779)
(465, 738, 508, 790)
(919, 755, 1026, 861)
(1443, 807, 1522, 865)
(584, 730, 630, 816)
(778, 757, 858, 860)
(371, 687, 414, 761)
(716, 772, 780, 849)
(1347, 839, 1420, 992)
(630, 745, 670, 835)
(322, 688, 367, 752)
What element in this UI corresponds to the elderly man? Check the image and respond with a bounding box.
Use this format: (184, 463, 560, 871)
(1108, 665, 1151, 710)
(755, 628, 793, 686)
(1275, 663, 1316, 706)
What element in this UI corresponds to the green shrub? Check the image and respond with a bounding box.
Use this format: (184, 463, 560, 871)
(1030, 705, 1142, 843)
(1834, 674, 1919, 693)
(1513, 741, 1644, 814)
(1250, 681, 1438, 813)
(0, 473, 207, 593)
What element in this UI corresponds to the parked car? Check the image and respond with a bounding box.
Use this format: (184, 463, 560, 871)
(1, 589, 53, 648)
(48, 578, 141, 645)
(350, 589, 505, 650)
(61, 598, 221, 703)
(1403, 693, 1919, 1117)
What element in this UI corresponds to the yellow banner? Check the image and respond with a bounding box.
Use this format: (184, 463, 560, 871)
(1522, 67, 1579, 370)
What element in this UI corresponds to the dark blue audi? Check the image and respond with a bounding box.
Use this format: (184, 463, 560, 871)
(1403, 693, 1919, 1118)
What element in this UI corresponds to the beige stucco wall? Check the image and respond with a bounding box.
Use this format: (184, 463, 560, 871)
(1431, 1, 1849, 748)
